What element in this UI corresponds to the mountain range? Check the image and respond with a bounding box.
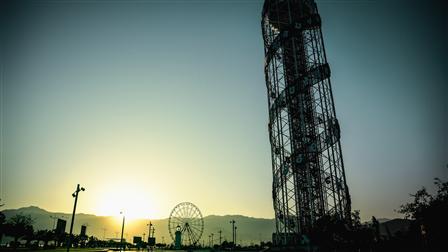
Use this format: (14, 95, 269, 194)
(1, 206, 410, 245)
(1, 206, 275, 245)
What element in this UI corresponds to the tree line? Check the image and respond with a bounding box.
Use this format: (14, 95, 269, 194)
(0, 212, 129, 249)
(301, 177, 447, 252)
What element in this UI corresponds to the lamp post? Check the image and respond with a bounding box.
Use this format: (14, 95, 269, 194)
(67, 184, 85, 252)
(120, 212, 125, 252)
(147, 222, 152, 239)
(234, 226, 237, 247)
(146, 221, 152, 252)
(229, 220, 235, 248)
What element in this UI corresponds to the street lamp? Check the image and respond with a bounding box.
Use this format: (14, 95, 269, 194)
(147, 221, 156, 251)
(234, 226, 237, 247)
(120, 211, 126, 252)
(147, 221, 152, 239)
(229, 220, 235, 248)
(67, 184, 85, 252)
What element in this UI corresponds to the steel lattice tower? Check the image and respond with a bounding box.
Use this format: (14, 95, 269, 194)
(261, 0, 351, 245)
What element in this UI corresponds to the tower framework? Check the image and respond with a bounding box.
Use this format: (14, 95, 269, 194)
(261, 0, 351, 245)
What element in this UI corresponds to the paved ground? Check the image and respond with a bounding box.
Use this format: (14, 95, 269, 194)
(0, 249, 218, 252)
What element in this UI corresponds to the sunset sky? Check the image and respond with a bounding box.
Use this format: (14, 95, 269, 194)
(1, 0, 446, 221)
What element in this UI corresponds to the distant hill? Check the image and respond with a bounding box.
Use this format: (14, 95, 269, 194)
(379, 218, 411, 237)
(1, 206, 275, 245)
(376, 218, 391, 223)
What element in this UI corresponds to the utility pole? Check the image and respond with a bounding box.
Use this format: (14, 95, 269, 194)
(218, 230, 222, 246)
(229, 220, 235, 248)
(211, 233, 214, 247)
(147, 222, 152, 239)
(234, 226, 237, 247)
(120, 212, 125, 252)
(67, 184, 85, 252)
(103, 228, 107, 240)
(147, 222, 152, 252)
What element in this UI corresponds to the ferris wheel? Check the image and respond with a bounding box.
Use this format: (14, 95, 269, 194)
(168, 202, 204, 246)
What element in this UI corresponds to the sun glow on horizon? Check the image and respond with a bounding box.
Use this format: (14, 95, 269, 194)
(93, 182, 161, 220)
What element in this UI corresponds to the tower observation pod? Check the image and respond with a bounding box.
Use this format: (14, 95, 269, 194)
(261, 0, 351, 245)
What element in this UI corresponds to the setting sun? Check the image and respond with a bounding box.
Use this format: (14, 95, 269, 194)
(94, 183, 159, 220)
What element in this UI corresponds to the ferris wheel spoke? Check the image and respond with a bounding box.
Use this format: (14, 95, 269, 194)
(174, 208, 184, 218)
(187, 205, 193, 219)
(191, 210, 199, 218)
(186, 225, 197, 245)
(189, 224, 202, 235)
(176, 205, 186, 216)
(184, 227, 192, 245)
(172, 215, 184, 223)
(193, 211, 202, 220)
(187, 229, 193, 244)
(170, 218, 183, 226)
(187, 205, 194, 218)
(192, 228, 200, 244)
(190, 218, 201, 227)
(180, 205, 188, 219)
(189, 229, 196, 244)
(188, 224, 201, 235)
(189, 204, 196, 218)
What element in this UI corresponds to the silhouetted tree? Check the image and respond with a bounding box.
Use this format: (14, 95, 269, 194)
(398, 178, 448, 251)
(371, 216, 380, 242)
(0, 200, 5, 244)
(0, 211, 5, 244)
(309, 213, 351, 250)
(35, 229, 54, 247)
(4, 214, 34, 249)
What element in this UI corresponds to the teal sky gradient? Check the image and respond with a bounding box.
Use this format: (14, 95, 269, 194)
(1, 0, 446, 221)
